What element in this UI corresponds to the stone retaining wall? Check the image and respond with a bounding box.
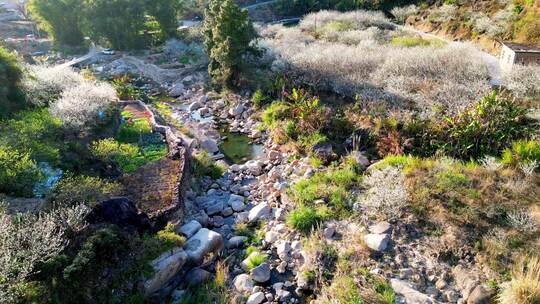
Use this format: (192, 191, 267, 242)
(118, 100, 191, 227)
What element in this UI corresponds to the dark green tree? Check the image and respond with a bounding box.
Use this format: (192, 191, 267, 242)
(146, 0, 184, 38)
(203, 0, 261, 88)
(29, 0, 85, 46)
(83, 0, 147, 50)
(0, 47, 26, 115)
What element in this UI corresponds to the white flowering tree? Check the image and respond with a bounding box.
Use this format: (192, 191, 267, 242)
(50, 82, 117, 132)
(22, 65, 86, 106)
(0, 204, 89, 301)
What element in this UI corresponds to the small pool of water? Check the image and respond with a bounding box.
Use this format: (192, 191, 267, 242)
(219, 127, 264, 164)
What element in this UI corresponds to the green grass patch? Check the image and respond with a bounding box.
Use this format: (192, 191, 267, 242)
(245, 252, 267, 271)
(289, 159, 362, 217)
(287, 205, 332, 234)
(391, 35, 446, 48)
(192, 151, 225, 179)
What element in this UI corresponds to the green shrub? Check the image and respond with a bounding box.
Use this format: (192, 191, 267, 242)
(252, 89, 269, 108)
(286, 205, 331, 233)
(0, 47, 25, 115)
(0, 109, 63, 165)
(0, 145, 42, 197)
(502, 140, 540, 167)
(290, 160, 361, 216)
(118, 112, 152, 144)
(192, 151, 225, 179)
(91, 138, 164, 173)
(262, 101, 291, 128)
(47, 174, 121, 207)
(156, 223, 186, 248)
(245, 251, 267, 271)
(432, 92, 528, 159)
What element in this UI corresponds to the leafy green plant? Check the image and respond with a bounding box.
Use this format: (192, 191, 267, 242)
(0, 145, 42, 197)
(433, 92, 528, 159)
(112, 75, 143, 100)
(502, 140, 540, 168)
(91, 138, 165, 173)
(252, 89, 269, 108)
(0, 47, 26, 115)
(245, 252, 267, 271)
(48, 174, 121, 207)
(156, 223, 186, 248)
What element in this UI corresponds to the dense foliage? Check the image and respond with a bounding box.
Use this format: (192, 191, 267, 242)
(0, 48, 25, 115)
(29, 0, 185, 48)
(203, 0, 261, 88)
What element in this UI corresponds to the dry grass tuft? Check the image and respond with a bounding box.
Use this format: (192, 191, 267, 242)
(499, 256, 540, 304)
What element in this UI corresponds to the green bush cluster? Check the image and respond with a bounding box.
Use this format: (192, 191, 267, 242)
(0, 47, 26, 115)
(502, 140, 540, 168)
(192, 151, 225, 179)
(287, 205, 331, 234)
(29, 0, 184, 48)
(0, 145, 41, 197)
(91, 138, 166, 173)
(47, 174, 121, 207)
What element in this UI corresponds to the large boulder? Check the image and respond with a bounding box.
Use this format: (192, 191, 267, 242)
(248, 202, 270, 222)
(169, 83, 185, 97)
(185, 268, 211, 287)
(390, 279, 439, 304)
(184, 228, 224, 264)
(177, 220, 202, 238)
(234, 274, 254, 293)
(200, 139, 220, 154)
(87, 197, 151, 232)
(251, 262, 271, 283)
(144, 248, 187, 296)
(364, 233, 390, 252)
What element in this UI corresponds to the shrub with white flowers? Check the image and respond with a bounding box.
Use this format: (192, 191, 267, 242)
(50, 82, 117, 132)
(22, 65, 86, 106)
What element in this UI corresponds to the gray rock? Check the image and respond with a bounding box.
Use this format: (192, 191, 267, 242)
(227, 236, 248, 249)
(144, 248, 187, 295)
(188, 101, 203, 111)
(178, 220, 202, 238)
(265, 231, 278, 243)
(368, 221, 392, 234)
(228, 194, 246, 212)
(201, 139, 219, 154)
(184, 228, 224, 264)
(229, 104, 245, 116)
(206, 201, 224, 216)
(234, 274, 254, 293)
(247, 292, 265, 304)
(186, 268, 211, 286)
(222, 207, 233, 217)
(245, 160, 263, 176)
(212, 216, 224, 227)
(364, 233, 390, 251)
(276, 289, 292, 302)
(248, 202, 270, 222)
(323, 227, 335, 239)
(169, 83, 185, 97)
(251, 262, 271, 283)
(390, 279, 439, 304)
(467, 285, 492, 304)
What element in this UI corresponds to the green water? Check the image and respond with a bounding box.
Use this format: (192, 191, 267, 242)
(219, 128, 263, 164)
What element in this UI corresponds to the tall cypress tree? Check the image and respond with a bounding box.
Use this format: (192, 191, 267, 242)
(203, 0, 261, 88)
